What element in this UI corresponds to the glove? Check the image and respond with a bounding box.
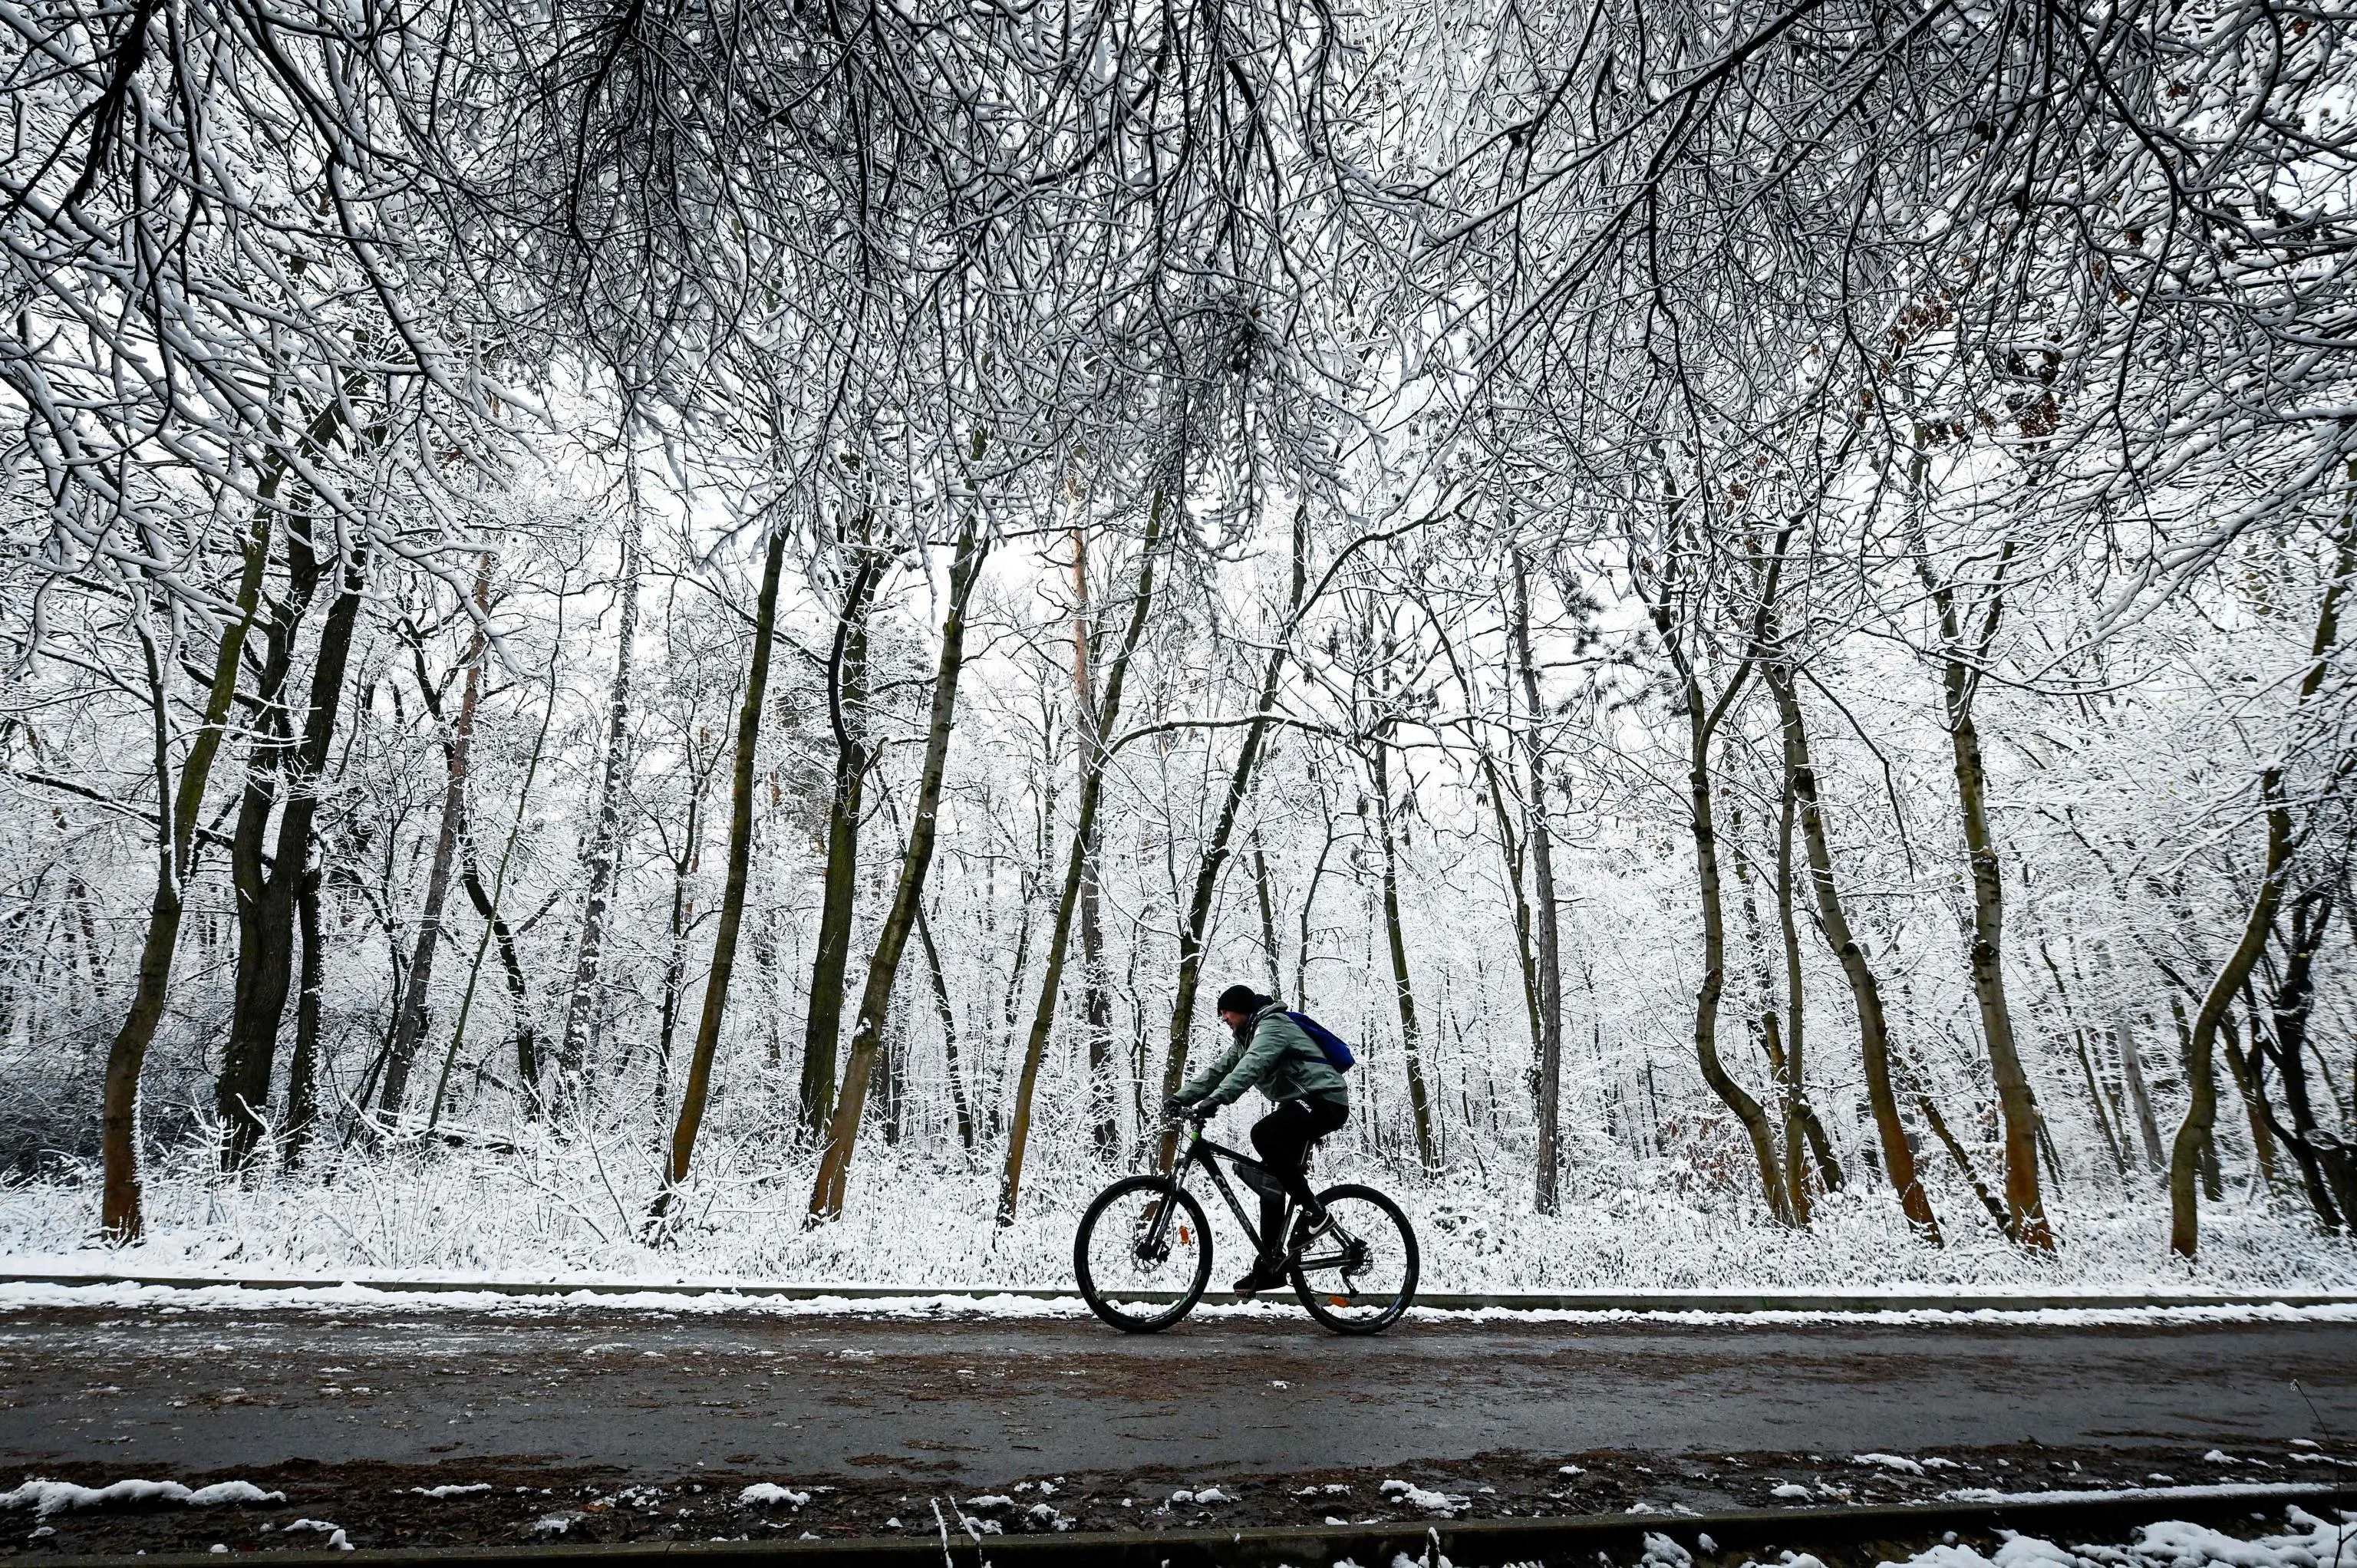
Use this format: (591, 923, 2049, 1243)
(1160, 1093, 1195, 1125)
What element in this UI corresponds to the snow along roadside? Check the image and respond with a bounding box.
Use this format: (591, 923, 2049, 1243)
(1, 1273, 2355, 1325)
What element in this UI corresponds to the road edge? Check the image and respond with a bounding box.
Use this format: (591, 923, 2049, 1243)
(4, 1270, 2356, 1316)
(18, 1482, 2355, 1567)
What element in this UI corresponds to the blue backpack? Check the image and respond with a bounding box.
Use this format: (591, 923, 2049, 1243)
(1287, 1010, 1357, 1072)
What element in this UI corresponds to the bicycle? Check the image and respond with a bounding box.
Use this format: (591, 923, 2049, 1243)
(1073, 1111, 1419, 1335)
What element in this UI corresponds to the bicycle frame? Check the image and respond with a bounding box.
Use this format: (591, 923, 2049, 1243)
(1146, 1123, 1285, 1259)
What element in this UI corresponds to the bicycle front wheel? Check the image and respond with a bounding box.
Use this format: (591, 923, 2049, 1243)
(1290, 1182, 1419, 1335)
(1074, 1176, 1213, 1333)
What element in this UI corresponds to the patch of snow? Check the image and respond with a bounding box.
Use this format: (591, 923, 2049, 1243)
(1773, 1484, 1814, 1500)
(286, 1519, 351, 1550)
(1379, 1479, 1469, 1517)
(408, 1484, 493, 1499)
(1860, 1509, 2357, 1568)
(1858, 1453, 1928, 1475)
(529, 1512, 585, 1536)
(738, 1484, 809, 1510)
(1, 1480, 285, 1517)
(1643, 1531, 1695, 1567)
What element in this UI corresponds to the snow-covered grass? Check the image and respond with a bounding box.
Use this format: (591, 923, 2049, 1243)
(2, 1125, 2352, 1297)
(1855, 1504, 2357, 1568)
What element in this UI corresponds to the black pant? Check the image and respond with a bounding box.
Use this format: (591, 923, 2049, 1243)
(1249, 1097, 1349, 1256)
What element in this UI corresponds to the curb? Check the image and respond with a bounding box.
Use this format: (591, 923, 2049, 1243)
(21, 1483, 2356, 1567)
(2, 1271, 2355, 1315)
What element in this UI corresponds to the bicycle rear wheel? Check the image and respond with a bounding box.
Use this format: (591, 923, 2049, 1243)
(1289, 1182, 1418, 1335)
(1074, 1176, 1213, 1333)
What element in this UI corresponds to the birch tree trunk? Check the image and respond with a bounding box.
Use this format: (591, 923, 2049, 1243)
(1073, 529, 1120, 1158)
(558, 502, 644, 1097)
(809, 517, 988, 1223)
(1511, 552, 1565, 1211)
(2116, 1011, 2166, 1171)
(998, 501, 1163, 1222)
(654, 524, 789, 1220)
(282, 865, 325, 1169)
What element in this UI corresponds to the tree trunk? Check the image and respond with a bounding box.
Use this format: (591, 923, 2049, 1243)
(655, 525, 789, 1220)
(2216, 1009, 2279, 1186)
(381, 559, 491, 1123)
(1919, 545, 2052, 1250)
(1512, 552, 1566, 1212)
(1073, 528, 1120, 1159)
(558, 502, 644, 1097)
(1917, 1086, 2012, 1233)
(101, 499, 279, 1237)
(809, 518, 988, 1223)
(1765, 661, 1938, 1240)
(437, 621, 562, 1122)
(216, 512, 324, 1165)
(1370, 732, 1436, 1174)
(798, 553, 883, 1143)
(457, 848, 536, 1112)
(2171, 775, 2293, 1256)
(1774, 770, 1844, 1200)
(998, 502, 1163, 1222)
(1680, 685, 1793, 1224)
(651, 747, 714, 1120)
(282, 865, 325, 1169)
(2116, 1012, 2166, 1170)
(219, 523, 368, 1168)
(2038, 937, 2128, 1178)
(915, 904, 976, 1150)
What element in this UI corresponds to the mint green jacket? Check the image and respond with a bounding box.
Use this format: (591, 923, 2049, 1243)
(1178, 1002, 1349, 1112)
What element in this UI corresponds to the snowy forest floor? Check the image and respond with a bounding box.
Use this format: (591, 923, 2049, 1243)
(3, 1135, 2355, 1296)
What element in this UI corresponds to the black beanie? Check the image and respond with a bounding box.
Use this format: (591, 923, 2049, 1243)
(1215, 984, 1267, 1016)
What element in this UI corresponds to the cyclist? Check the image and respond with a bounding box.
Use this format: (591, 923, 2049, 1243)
(1164, 983, 1350, 1295)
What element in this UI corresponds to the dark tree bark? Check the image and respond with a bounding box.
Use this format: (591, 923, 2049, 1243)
(1765, 661, 1940, 1240)
(655, 525, 790, 1222)
(798, 550, 883, 1144)
(2174, 517, 2352, 1256)
(810, 518, 987, 1223)
(101, 506, 276, 1235)
(218, 520, 368, 1168)
(1917, 540, 2052, 1250)
(1369, 726, 1437, 1173)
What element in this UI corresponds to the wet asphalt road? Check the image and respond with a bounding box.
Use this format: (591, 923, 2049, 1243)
(3, 1306, 2352, 1478)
